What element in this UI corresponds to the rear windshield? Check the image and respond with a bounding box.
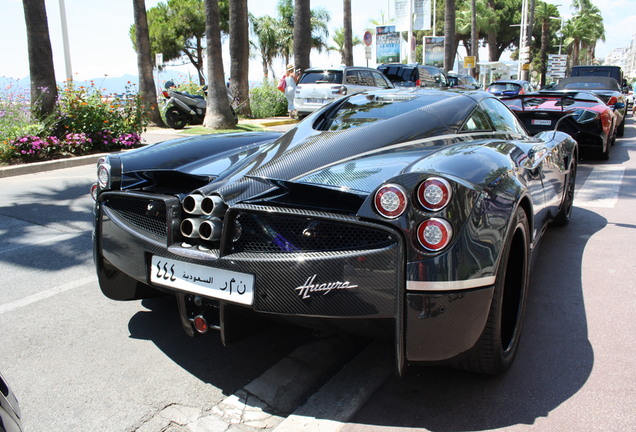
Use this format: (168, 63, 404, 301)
(299, 70, 343, 84)
(378, 66, 416, 83)
(488, 83, 521, 92)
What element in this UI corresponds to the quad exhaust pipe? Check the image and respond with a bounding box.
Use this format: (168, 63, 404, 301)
(183, 194, 227, 217)
(181, 194, 227, 241)
(180, 217, 222, 241)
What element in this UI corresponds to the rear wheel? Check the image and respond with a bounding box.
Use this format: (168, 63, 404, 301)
(554, 157, 577, 226)
(617, 116, 625, 137)
(455, 207, 530, 374)
(600, 136, 611, 160)
(165, 107, 190, 129)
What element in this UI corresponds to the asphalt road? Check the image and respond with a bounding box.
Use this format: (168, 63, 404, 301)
(1, 117, 635, 431)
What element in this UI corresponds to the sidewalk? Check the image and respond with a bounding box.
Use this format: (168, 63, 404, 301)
(0, 117, 297, 179)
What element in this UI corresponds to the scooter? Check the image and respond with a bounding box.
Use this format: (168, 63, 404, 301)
(162, 81, 237, 129)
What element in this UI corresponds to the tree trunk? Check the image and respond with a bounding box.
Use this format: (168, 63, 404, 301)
(22, 0, 57, 120)
(443, 0, 456, 73)
(203, 0, 234, 129)
(133, 0, 164, 127)
(293, 0, 311, 72)
(487, 0, 498, 61)
(229, 0, 251, 116)
(343, 0, 353, 66)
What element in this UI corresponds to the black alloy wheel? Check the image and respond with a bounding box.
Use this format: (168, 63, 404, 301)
(454, 207, 530, 375)
(554, 157, 577, 227)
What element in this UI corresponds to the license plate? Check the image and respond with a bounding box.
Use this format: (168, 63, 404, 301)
(150, 256, 254, 305)
(306, 98, 326, 104)
(532, 119, 552, 126)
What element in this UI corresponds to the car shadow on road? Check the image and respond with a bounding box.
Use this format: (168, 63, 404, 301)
(126, 295, 320, 396)
(342, 206, 604, 431)
(123, 205, 604, 430)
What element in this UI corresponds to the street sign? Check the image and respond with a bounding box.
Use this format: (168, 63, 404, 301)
(364, 31, 372, 47)
(464, 56, 476, 69)
(365, 46, 372, 60)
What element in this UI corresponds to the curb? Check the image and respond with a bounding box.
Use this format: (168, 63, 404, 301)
(0, 153, 106, 179)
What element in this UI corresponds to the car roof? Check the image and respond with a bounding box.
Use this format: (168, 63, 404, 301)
(303, 66, 378, 72)
(555, 76, 620, 91)
(490, 80, 528, 85)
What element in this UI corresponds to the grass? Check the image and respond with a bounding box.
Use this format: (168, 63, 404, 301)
(178, 123, 267, 135)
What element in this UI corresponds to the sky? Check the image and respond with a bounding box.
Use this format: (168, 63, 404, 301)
(2, 0, 635, 86)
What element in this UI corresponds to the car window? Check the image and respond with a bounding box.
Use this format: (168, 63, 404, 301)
(372, 71, 391, 87)
(488, 83, 521, 92)
(481, 98, 527, 135)
(357, 70, 376, 86)
(379, 66, 415, 83)
(299, 70, 343, 84)
(460, 107, 493, 132)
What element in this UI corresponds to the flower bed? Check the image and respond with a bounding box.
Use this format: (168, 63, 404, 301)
(0, 78, 147, 165)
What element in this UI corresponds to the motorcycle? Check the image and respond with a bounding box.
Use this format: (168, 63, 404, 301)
(162, 81, 237, 129)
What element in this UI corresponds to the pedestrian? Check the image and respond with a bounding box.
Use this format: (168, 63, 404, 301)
(284, 64, 298, 118)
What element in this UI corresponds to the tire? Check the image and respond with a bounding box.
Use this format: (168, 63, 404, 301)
(617, 115, 625, 137)
(554, 156, 577, 227)
(600, 138, 610, 160)
(165, 107, 190, 129)
(454, 207, 530, 374)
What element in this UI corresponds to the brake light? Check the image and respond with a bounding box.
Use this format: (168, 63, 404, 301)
(162, 90, 170, 98)
(416, 78, 421, 87)
(417, 218, 453, 251)
(374, 184, 407, 219)
(417, 177, 452, 211)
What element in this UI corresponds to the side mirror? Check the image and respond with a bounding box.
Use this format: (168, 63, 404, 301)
(614, 102, 625, 110)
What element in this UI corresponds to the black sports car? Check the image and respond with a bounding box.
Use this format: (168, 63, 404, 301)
(92, 88, 578, 375)
(502, 82, 623, 160)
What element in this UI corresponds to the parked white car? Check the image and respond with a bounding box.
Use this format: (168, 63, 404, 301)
(294, 66, 393, 118)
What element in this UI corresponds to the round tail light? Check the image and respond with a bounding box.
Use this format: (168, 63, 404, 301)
(417, 177, 452, 211)
(374, 184, 407, 219)
(417, 218, 453, 251)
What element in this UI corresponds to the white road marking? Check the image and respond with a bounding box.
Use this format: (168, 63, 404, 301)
(575, 166, 625, 208)
(0, 276, 96, 315)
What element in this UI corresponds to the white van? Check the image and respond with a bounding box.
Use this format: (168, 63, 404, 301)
(294, 66, 393, 118)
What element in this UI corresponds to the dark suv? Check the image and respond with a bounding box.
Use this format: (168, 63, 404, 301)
(377, 63, 448, 88)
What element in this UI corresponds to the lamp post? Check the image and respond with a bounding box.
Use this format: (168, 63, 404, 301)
(59, 0, 72, 82)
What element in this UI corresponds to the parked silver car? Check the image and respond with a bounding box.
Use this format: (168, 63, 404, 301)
(294, 66, 393, 118)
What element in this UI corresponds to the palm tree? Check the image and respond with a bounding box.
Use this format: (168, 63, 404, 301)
(132, 0, 164, 127)
(22, 0, 57, 119)
(203, 0, 234, 129)
(343, 0, 353, 66)
(329, 28, 362, 65)
(534, 1, 559, 87)
(564, 0, 604, 66)
(444, 0, 456, 72)
(250, 14, 280, 81)
(229, 0, 251, 116)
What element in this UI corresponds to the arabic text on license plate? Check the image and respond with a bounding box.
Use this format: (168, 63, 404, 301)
(532, 119, 552, 126)
(306, 98, 325, 104)
(150, 256, 254, 305)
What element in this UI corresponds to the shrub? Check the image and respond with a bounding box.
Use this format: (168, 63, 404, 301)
(249, 82, 288, 118)
(1, 79, 147, 164)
